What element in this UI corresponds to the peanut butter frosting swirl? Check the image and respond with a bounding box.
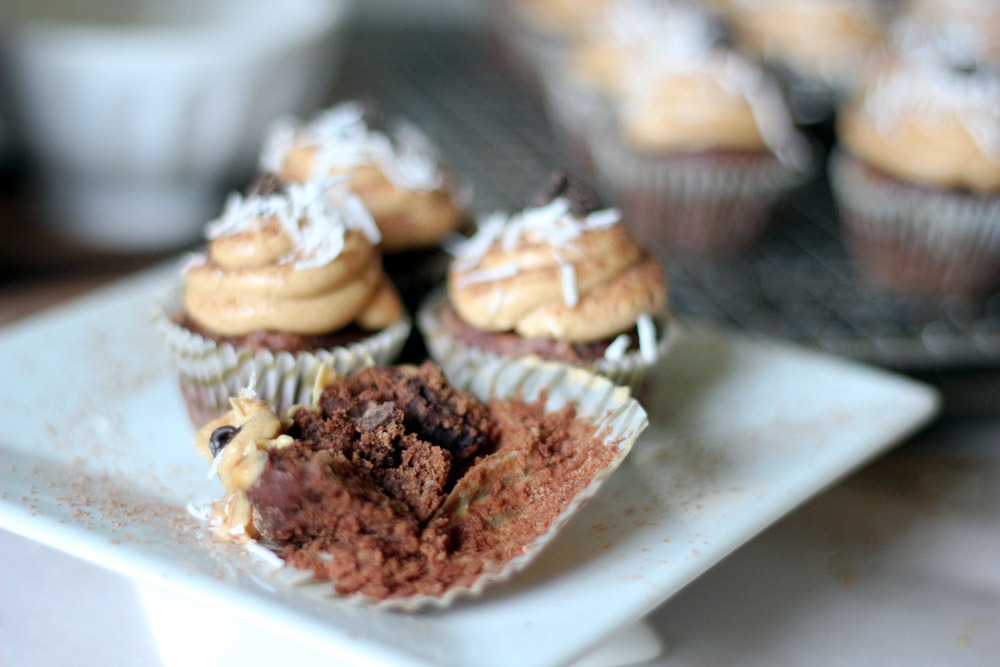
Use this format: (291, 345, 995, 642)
(616, 45, 811, 171)
(184, 179, 404, 337)
(258, 101, 465, 252)
(839, 53, 1000, 193)
(448, 180, 667, 350)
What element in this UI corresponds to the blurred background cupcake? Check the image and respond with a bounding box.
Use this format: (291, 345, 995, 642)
(830, 43, 1000, 299)
(586, 32, 813, 258)
(157, 175, 411, 426)
(719, 0, 889, 127)
(538, 0, 728, 176)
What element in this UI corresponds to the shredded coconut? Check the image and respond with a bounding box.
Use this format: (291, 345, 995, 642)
(245, 539, 285, 569)
(207, 449, 225, 480)
(559, 261, 579, 308)
(456, 264, 521, 288)
(259, 100, 446, 191)
(603, 333, 631, 361)
(186, 499, 214, 521)
(636, 313, 658, 363)
(203, 178, 380, 270)
(454, 197, 623, 272)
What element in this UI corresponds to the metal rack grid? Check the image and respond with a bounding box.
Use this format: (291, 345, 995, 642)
(329, 26, 1000, 371)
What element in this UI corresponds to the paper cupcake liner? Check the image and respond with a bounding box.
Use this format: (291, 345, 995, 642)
(154, 286, 412, 426)
(830, 150, 1000, 297)
(247, 354, 648, 611)
(589, 133, 811, 256)
(416, 288, 675, 394)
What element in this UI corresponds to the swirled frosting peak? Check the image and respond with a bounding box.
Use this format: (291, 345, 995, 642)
(448, 174, 667, 345)
(183, 177, 403, 337)
(259, 100, 445, 192)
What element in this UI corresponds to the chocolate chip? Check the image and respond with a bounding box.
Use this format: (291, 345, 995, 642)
(245, 172, 287, 197)
(532, 171, 602, 217)
(209, 425, 240, 457)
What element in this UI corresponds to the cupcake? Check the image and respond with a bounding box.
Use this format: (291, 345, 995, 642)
(722, 0, 888, 125)
(588, 41, 812, 257)
(830, 50, 1000, 298)
(258, 100, 469, 312)
(191, 358, 646, 609)
(157, 175, 412, 427)
(418, 172, 671, 391)
(539, 0, 729, 174)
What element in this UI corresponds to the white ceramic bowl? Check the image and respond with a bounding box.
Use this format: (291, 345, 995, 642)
(0, 0, 351, 252)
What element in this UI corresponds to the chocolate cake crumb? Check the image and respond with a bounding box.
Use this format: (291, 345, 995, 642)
(241, 363, 615, 600)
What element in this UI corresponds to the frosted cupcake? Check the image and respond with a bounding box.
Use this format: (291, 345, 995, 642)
(157, 175, 411, 426)
(589, 43, 812, 257)
(539, 0, 729, 173)
(722, 0, 887, 124)
(418, 173, 671, 391)
(831, 51, 1000, 298)
(259, 101, 468, 312)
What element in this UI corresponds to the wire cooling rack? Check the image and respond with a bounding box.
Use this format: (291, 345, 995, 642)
(329, 26, 1000, 371)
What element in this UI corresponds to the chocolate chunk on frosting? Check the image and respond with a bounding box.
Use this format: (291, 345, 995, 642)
(244, 171, 288, 198)
(532, 171, 603, 217)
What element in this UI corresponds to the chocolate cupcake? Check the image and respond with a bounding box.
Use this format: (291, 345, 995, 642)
(830, 49, 1000, 298)
(587, 42, 813, 257)
(538, 0, 728, 174)
(258, 100, 469, 313)
(418, 172, 672, 391)
(190, 357, 647, 609)
(156, 176, 411, 427)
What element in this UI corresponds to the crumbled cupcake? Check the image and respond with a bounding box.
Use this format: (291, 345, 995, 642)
(156, 175, 411, 426)
(831, 48, 1000, 297)
(193, 360, 646, 605)
(419, 172, 670, 390)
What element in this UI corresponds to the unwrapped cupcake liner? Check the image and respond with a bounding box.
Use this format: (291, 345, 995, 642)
(830, 149, 1000, 297)
(154, 285, 411, 426)
(416, 288, 675, 394)
(250, 353, 648, 611)
(588, 131, 811, 256)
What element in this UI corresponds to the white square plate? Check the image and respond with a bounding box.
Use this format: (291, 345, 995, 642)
(0, 265, 939, 667)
